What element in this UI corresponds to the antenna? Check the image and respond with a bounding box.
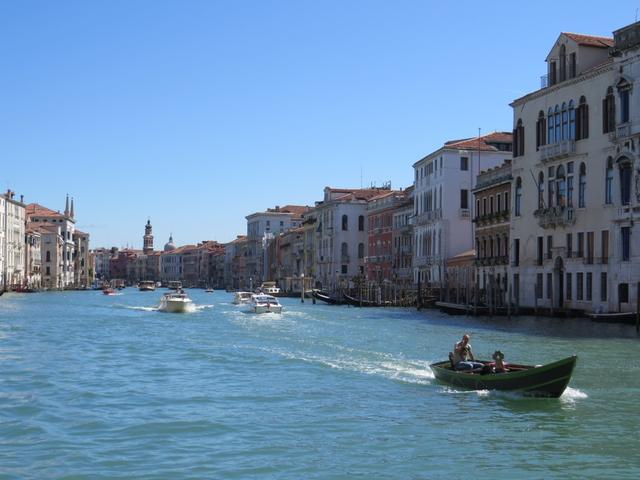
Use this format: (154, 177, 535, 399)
(360, 166, 363, 189)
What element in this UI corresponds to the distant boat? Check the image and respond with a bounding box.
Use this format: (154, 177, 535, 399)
(103, 288, 117, 296)
(138, 281, 156, 291)
(167, 281, 182, 290)
(158, 291, 194, 313)
(205, 287, 214, 293)
(257, 281, 283, 296)
(247, 294, 283, 314)
(232, 291, 253, 305)
(588, 311, 637, 325)
(343, 293, 391, 307)
(430, 355, 577, 398)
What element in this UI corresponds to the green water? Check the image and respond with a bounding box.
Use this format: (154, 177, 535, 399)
(0, 290, 639, 479)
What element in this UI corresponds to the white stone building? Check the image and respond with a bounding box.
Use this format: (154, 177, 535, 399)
(26, 197, 76, 288)
(312, 187, 389, 290)
(509, 25, 640, 314)
(412, 133, 512, 286)
(0, 190, 26, 289)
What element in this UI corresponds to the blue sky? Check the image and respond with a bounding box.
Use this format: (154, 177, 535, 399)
(1, 1, 637, 248)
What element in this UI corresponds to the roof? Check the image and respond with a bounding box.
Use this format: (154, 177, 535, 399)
(443, 132, 513, 152)
(26, 203, 63, 218)
(327, 187, 392, 202)
(562, 32, 614, 48)
(446, 249, 476, 267)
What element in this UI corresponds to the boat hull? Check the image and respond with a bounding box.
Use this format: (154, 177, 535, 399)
(312, 291, 344, 305)
(159, 300, 194, 313)
(251, 305, 283, 314)
(430, 356, 577, 398)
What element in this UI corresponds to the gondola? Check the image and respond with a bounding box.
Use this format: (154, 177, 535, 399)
(342, 293, 392, 307)
(430, 355, 577, 398)
(587, 311, 637, 325)
(311, 290, 344, 305)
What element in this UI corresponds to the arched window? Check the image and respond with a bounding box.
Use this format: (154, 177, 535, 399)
(548, 108, 555, 144)
(554, 105, 561, 142)
(482, 238, 487, 259)
(603, 87, 616, 134)
(341, 214, 348, 231)
(605, 157, 614, 204)
(341, 242, 348, 257)
(358, 215, 364, 231)
(559, 44, 567, 82)
(556, 165, 566, 206)
(561, 102, 568, 140)
(489, 237, 494, 258)
(620, 159, 632, 206)
(576, 96, 589, 140)
(358, 243, 364, 259)
(538, 172, 545, 209)
(617, 78, 631, 124)
(578, 162, 587, 208)
(536, 110, 546, 149)
(515, 177, 522, 216)
(496, 236, 502, 257)
(514, 119, 525, 157)
(46, 251, 51, 262)
(568, 100, 576, 139)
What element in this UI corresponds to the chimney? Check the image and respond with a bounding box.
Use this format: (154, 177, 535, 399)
(20, 195, 24, 203)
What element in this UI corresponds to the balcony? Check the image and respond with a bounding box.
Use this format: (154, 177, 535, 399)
(459, 209, 471, 219)
(539, 140, 576, 162)
(534, 206, 576, 229)
(415, 209, 442, 225)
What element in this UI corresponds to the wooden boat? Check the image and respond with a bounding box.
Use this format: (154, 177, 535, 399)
(587, 311, 637, 325)
(430, 355, 577, 398)
(343, 293, 392, 307)
(312, 290, 344, 305)
(435, 301, 489, 315)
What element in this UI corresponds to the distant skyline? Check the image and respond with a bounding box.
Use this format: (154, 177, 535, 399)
(2, 1, 639, 248)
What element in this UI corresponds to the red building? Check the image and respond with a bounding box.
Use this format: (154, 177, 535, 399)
(365, 190, 407, 283)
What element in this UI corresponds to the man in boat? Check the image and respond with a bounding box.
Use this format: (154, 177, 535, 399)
(452, 334, 484, 371)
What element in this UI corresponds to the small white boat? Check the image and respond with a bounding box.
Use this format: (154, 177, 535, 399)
(258, 281, 281, 296)
(247, 294, 283, 314)
(139, 281, 156, 291)
(233, 291, 254, 305)
(159, 291, 194, 313)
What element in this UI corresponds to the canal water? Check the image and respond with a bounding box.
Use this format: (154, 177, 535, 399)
(1, 290, 639, 479)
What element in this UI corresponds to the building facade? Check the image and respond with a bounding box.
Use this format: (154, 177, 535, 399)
(1, 190, 26, 289)
(413, 133, 512, 286)
(508, 26, 640, 314)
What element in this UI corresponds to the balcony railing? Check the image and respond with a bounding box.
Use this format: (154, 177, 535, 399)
(534, 206, 576, 229)
(459, 209, 471, 219)
(539, 140, 576, 162)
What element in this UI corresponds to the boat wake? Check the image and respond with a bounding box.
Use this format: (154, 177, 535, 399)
(122, 305, 159, 312)
(261, 346, 434, 385)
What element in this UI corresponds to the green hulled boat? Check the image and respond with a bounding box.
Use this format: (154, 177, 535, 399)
(430, 355, 577, 398)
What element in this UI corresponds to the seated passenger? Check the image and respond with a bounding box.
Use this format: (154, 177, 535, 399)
(492, 350, 508, 373)
(452, 334, 485, 371)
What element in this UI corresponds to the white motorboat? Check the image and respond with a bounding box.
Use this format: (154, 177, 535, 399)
(247, 294, 283, 314)
(258, 281, 281, 296)
(139, 280, 156, 291)
(232, 291, 254, 305)
(159, 291, 195, 313)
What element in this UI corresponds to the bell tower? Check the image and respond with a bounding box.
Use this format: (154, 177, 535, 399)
(143, 218, 154, 254)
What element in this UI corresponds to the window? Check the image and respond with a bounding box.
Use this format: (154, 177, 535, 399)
(605, 157, 614, 204)
(483, 198, 487, 215)
(537, 236, 544, 265)
(567, 175, 574, 207)
(550, 61, 557, 86)
(569, 52, 577, 78)
(620, 160, 632, 206)
(620, 84, 631, 123)
(536, 111, 546, 149)
(514, 274, 520, 304)
(504, 192, 509, 212)
(559, 45, 566, 82)
(341, 265, 348, 274)
(601, 272, 608, 302)
(603, 87, 616, 133)
(556, 165, 566, 206)
(561, 102, 568, 140)
(460, 189, 469, 209)
(46, 251, 51, 262)
(460, 156, 469, 171)
(547, 235, 553, 260)
(358, 243, 364, 259)
(358, 215, 364, 231)
(548, 108, 555, 144)
(476, 199, 480, 219)
(619, 283, 629, 303)
(622, 226, 631, 261)
(342, 215, 348, 231)
(514, 239, 520, 266)
(548, 177, 555, 208)
(577, 232, 584, 257)
(46, 266, 50, 276)
(547, 272, 553, 300)
(569, 100, 576, 140)
(536, 273, 543, 299)
(578, 163, 586, 208)
(586, 232, 594, 264)
(577, 272, 584, 300)
(490, 196, 494, 214)
(538, 172, 545, 209)
(586, 272, 593, 301)
(513, 119, 524, 157)
(341, 242, 348, 257)
(497, 194, 502, 212)
(554, 105, 561, 143)
(566, 272, 572, 300)
(576, 96, 589, 140)
(601, 230, 609, 264)
(567, 233, 573, 258)
(515, 177, 522, 216)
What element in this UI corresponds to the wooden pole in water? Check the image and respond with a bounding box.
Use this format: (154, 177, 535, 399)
(636, 282, 639, 334)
